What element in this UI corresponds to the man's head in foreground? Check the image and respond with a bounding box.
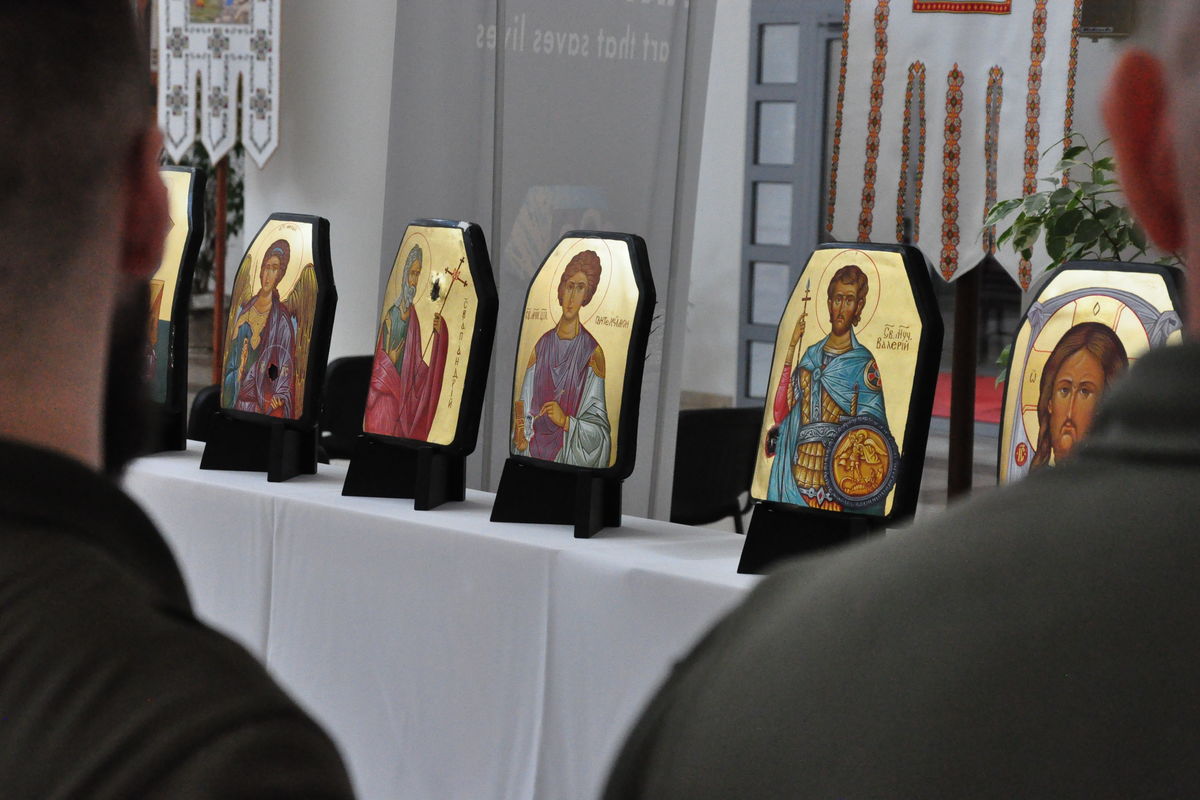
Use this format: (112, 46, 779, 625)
(0, 1, 168, 475)
(1105, 2, 1197, 326)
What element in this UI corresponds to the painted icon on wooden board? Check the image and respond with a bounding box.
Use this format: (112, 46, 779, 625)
(751, 246, 928, 517)
(364, 223, 484, 447)
(509, 236, 644, 470)
(146, 167, 201, 406)
(220, 219, 319, 420)
(189, 0, 252, 25)
(146, 278, 167, 400)
(998, 262, 1183, 484)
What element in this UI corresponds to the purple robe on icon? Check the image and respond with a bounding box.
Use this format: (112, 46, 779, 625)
(223, 293, 296, 419)
(515, 325, 611, 468)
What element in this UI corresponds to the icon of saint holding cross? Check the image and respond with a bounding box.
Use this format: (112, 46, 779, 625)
(365, 243, 468, 441)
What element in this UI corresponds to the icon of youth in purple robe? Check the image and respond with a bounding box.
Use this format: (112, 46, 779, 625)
(513, 250, 611, 468)
(223, 239, 296, 418)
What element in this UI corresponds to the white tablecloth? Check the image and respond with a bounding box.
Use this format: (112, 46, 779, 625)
(124, 443, 758, 800)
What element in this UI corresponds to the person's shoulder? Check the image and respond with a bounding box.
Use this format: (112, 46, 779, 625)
(608, 457, 1200, 797)
(0, 526, 352, 797)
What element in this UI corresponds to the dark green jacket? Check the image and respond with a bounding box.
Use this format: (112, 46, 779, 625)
(0, 441, 354, 799)
(606, 342, 1200, 799)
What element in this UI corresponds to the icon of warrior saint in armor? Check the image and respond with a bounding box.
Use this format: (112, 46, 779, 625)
(763, 263, 899, 515)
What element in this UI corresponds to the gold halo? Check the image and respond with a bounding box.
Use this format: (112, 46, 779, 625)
(384, 230, 435, 314)
(1017, 294, 1149, 446)
(246, 220, 313, 300)
(809, 248, 883, 336)
(545, 237, 616, 326)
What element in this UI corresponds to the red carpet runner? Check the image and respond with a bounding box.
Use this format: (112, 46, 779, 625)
(931, 372, 1003, 424)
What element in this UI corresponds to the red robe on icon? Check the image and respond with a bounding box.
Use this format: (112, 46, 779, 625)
(364, 309, 448, 441)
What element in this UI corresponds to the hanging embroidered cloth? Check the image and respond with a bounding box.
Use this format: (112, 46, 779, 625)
(913, 1, 1011, 13)
(826, 0, 1080, 288)
(156, 0, 281, 168)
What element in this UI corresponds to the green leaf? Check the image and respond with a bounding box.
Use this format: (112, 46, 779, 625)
(994, 343, 1012, 388)
(1130, 225, 1147, 252)
(1074, 217, 1104, 247)
(1054, 158, 1082, 174)
(1053, 209, 1084, 238)
(996, 225, 1015, 247)
(1091, 156, 1115, 172)
(1095, 205, 1122, 222)
(1062, 144, 1088, 160)
(1020, 247, 1033, 262)
(1013, 216, 1044, 252)
(1049, 187, 1075, 207)
(1046, 235, 1067, 260)
(984, 198, 1022, 226)
(1013, 228, 1035, 253)
(1113, 227, 1131, 254)
(1023, 193, 1049, 215)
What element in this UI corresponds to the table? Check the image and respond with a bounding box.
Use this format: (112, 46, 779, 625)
(124, 444, 758, 800)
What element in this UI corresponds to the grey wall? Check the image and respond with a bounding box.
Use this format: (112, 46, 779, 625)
(241, 0, 400, 362)
(379, 0, 716, 518)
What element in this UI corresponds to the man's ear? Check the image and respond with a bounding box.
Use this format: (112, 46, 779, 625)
(1103, 49, 1184, 253)
(120, 125, 169, 279)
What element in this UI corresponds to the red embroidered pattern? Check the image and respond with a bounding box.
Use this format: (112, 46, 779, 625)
(913, 1, 1011, 12)
(1019, 0, 1048, 289)
(826, 0, 852, 234)
(895, 62, 927, 243)
(1061, 0, 1083, 185)
(983, 66, 1004, 253)
(940, 65, 965, 280)
(858, 0, 891, 242)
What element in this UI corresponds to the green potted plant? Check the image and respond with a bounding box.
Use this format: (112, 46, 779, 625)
(984, 132, 1181, 380)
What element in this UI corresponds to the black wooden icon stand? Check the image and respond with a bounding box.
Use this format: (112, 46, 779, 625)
(200, 413, 319, 482)
(342, 436, 466, 511)
(489, 230, 655, 539)
(153, 406, 189, 453)
(490, 459, 621, 539)
(737, 241, 943, 574)
(340, 219, 498, 511)
(148, 166, 205, 453)
(738, 503, 886, 574)
(199, 213, 337, 483)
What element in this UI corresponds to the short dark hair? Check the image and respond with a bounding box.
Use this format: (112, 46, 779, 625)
(827, 264, 869, 326)
(557, 250, 603, 306)
(0, 2, 150, 296)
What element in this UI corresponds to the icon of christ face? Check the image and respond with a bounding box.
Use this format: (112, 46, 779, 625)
(1047, 347, 1104, 462)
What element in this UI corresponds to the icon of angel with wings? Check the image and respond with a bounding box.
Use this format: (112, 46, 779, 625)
(220, 236, 318, 419)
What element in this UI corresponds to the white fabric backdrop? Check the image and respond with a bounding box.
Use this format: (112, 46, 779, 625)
(124, 444, 756, 800)
(829, 0, 1078, 286)
(157, 0, 282, 167)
